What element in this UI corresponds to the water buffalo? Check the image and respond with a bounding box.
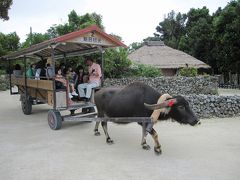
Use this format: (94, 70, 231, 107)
(94, 82, 200, 154)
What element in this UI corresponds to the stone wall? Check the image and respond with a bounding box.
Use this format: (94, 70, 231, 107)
(185, 95, 240, 118)
(0, 75, 9, 91)
(104, 76, 218, 95)
(104, 76, 240, 118)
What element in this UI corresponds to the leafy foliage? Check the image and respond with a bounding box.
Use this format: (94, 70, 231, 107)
(155, 0, 240, 74)
(0, 32, 20, 56)
(128, 42, 144, 53)
(102, 47, 162, 78)
(183, 7, 213, 67)
(0, 0, 12, 20)
(0, 73, 9, 90)
(104, 47, 131, 78)
(211, 0, 240, 73)
(129, 63, 162, 77)
(22, 33, 51, 48)
(179, 67, 197, 77)
(47, 10, 104, 37)
(156, 10, 187, 49)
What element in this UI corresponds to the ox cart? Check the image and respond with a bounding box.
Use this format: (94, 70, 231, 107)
(1, 25, 152, 130)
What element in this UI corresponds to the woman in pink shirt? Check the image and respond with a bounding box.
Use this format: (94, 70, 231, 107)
(77, 58, 102, 101)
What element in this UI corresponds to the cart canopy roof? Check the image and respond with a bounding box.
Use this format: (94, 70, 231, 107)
(1, 25, 126, 60)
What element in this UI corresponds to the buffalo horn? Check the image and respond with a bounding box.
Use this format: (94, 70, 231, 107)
(144, 102, 168, 110)
(144, 99, 176, 110)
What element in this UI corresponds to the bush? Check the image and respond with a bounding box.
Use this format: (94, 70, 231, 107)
(0, 83, 8, 91)
(128, 63, 162, 77)
(104, 47, 132, 78)
(0, 70, 6, 75)
(179, 67, 197, 77)
(0, 75, 9, 91)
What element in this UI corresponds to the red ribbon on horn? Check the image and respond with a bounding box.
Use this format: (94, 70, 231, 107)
(168, 99, 175, 107)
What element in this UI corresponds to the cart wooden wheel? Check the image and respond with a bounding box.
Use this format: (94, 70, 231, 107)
(21, 94, 32, 115)
(48, 109, 62, 130)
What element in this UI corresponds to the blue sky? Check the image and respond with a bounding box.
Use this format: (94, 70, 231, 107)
(1, 0, 230, 45)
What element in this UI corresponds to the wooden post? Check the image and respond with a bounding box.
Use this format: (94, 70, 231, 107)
(24, 56, 28, 97)
(8, 59, 12, 95)
(63, 53, 67, 67)
(51, 46, 56, 110)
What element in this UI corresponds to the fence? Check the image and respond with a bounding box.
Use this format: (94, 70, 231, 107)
(218, 73, 240, 89)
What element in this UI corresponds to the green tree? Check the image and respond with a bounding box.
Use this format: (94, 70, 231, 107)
(0, 0, 13, 20)
(22, 32, 50, 48)
(181, 7, 213, 66)
(0, 32, 20, 56)
(104, 47, 131, 78)
(156, 10, 187, 48)
(47, 10, 104, 37)
(0, 32, 20, 74)
(0, 33, 7, 56)
(154, 1, 240, 75)
(128, 42, 144, 53)
(212, 0, 240, 74)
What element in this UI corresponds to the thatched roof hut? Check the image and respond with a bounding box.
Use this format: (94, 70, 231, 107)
(128, 41, 210, 76)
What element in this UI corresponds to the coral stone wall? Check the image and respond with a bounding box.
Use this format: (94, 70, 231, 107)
(104, 76, 218, 95)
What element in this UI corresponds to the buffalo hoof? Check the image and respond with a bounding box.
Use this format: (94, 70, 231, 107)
(94, 131, 101, 136)
(106, 138, 114, 144)
(154, 146, 162, 155)
(142, 143, 151, 150)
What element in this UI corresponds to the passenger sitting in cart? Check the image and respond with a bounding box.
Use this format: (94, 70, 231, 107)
(65, 66, 76, 83)
(65, 66, 78, 97)
(77, 57, 102, 102)
(55, 68, 78, 99)
(46, 63, 54, 79)
(35, 61, 46, 80)
(26, 64, 36, 78)
(13, 64, 22, 77)
(74, 65, 88, 88)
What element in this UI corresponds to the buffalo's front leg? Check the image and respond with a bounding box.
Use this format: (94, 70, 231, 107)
(140, 123, 151, 150)
(101, 121, 114, 144)
(149, 128, 162, 155)
(94, 122, 101, 136)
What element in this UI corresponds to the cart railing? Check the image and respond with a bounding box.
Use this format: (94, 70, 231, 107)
(11, 75, 54, 91)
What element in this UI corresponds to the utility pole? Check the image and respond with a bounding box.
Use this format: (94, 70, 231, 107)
(30, 27, 33, 46)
